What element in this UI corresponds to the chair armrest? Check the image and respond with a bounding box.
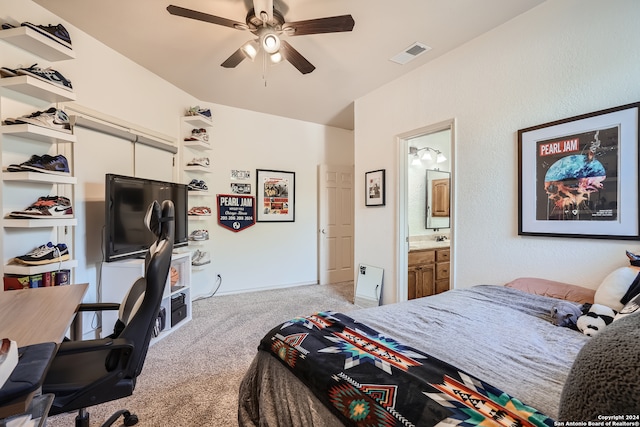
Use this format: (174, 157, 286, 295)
(56, 337, 134, 356)
(76, 302, 120, 312)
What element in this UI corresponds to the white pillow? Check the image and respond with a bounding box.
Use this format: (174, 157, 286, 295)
(614, 293, 640, 321)
(594, 267, 638, 311)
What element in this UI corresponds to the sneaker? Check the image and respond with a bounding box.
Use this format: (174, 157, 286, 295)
(188, 206, 211, 216)
(187, 179, 208, 191)
(186, 106, 212, 120)
(9, 154, 70, 175)
(16, 64, 73, 91)
(1, 23, 16, 30)
(184, 128, 209, 143)
(14, 242, 70, 265)
(6, 154, 43, 172)
(196, 108, 212, 120)
(0, 66, 19, 78)
(21, 22, 72, 50)
(17, 108, 71, 133)
(9, 196, 73, 219)
(192, 250, 211, 266)
(186, 157, 210, 168)
(189, 229, 209, 241)
(22, 154, 70, 175)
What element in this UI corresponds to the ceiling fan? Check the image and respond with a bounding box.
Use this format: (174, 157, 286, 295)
(167, 0, 355, 74)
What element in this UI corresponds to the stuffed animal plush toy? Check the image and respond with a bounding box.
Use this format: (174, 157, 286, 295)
(576, 303, 617, 337)
(550, 301, 583, 328)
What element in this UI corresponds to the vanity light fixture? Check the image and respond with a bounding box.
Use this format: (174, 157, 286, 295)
(409, 146, 447, 164)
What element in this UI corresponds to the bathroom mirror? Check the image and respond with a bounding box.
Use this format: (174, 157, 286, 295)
(425, 170, 450, 230)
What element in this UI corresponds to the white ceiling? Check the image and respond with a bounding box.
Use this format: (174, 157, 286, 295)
(33, 0, 544, 130)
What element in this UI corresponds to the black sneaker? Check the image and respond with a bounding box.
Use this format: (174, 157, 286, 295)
(22, 154, 70, 175)
(21, 22, 72, 50)
(9, 196, 73, 219)
(6, 154, 43, 172)
(14, 242, 70, 265)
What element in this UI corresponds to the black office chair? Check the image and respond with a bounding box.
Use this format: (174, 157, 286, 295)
(43, 200, 175, 427)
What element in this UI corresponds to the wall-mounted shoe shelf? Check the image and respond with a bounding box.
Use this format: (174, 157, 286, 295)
(3, 218, 77, 228)
(1, 124, 76, 144)
(4, 259, 78, 276)
(0, 26, 76, 61)
(0, 76, 76, 103)
(2, 171, 77, 185)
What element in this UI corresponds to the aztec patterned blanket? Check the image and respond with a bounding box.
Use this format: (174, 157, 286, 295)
(260, 311, 554, 427)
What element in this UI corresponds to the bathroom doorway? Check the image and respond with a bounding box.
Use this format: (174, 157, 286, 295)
(396, 120, 454, 302)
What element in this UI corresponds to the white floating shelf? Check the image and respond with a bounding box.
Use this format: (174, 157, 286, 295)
(0, 124, 76, 143)
(0, 26, 76, 61)
(4, 259, 78, 275)
(187, 215, 211, 221)
(188, 190, 210, 196)
(184, 165, 212, 173)
(182, 140, 211, 151)
(2, 171, 76, 184)
(3, 217, 77, 228)
(182, 115, 212, 128)
(0, 75, 76, 103)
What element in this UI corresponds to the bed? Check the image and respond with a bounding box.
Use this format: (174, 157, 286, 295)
(238, 280, 640, 425)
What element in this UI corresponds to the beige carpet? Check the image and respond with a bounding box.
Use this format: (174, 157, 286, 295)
(46, 282, 356, 426)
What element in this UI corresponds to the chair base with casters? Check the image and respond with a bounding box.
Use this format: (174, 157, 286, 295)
(73, 408, 138, 427)
(43, 200, 175, 427)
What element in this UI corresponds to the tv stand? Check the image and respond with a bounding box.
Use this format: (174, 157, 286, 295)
(99, 252, 192, 341)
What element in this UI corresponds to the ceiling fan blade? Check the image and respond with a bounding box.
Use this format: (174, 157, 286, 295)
(280, 40, 315, 74)
(221, 48, 247, 68)
(167, 5, 247, 30)
(283, 15, 355, 36)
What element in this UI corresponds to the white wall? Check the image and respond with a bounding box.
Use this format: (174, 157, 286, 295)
(355, 0, 640, 303)
(1, 1, 354, 310)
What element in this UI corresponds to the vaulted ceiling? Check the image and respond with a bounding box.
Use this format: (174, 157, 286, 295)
(33, 0, 545, 129)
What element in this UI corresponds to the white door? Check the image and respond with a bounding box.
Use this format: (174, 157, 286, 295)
(318, 164, 354, 284)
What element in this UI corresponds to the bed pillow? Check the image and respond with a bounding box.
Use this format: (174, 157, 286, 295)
(593, 267, 638, 311)
(558, 311, 640, 420)
(504, 277, 595, 304)
(614, 293, 640, 322)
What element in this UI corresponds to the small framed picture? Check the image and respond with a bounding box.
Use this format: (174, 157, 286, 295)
(256, 169, 295, 222)
(365, 169, 385, 207)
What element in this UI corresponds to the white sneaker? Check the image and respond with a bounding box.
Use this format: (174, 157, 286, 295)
(192, 250, 210, 266)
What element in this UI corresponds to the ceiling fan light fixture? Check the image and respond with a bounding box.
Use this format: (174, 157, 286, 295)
(262, 32, 281, 54)
(241, 40, 259, 60)
(269, 51, 283, 64)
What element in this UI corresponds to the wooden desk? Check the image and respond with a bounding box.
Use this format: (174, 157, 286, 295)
(0, 284, 88, 347)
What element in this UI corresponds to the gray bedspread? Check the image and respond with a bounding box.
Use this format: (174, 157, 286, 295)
(238, 285, 589, 426)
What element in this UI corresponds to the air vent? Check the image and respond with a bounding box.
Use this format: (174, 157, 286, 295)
(390, 42, 432, 65)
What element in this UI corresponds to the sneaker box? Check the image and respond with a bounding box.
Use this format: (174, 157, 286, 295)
(170, 293, 187, 327)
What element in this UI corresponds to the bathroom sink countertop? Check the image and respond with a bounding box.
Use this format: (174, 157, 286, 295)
(409, 240, 450, 251)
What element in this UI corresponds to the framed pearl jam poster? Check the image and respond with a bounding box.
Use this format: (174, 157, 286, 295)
(256, 169, 295, 222)
(518, 102, 640, 239)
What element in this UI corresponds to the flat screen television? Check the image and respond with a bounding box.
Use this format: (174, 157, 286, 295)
(105, 173, 188, 262)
